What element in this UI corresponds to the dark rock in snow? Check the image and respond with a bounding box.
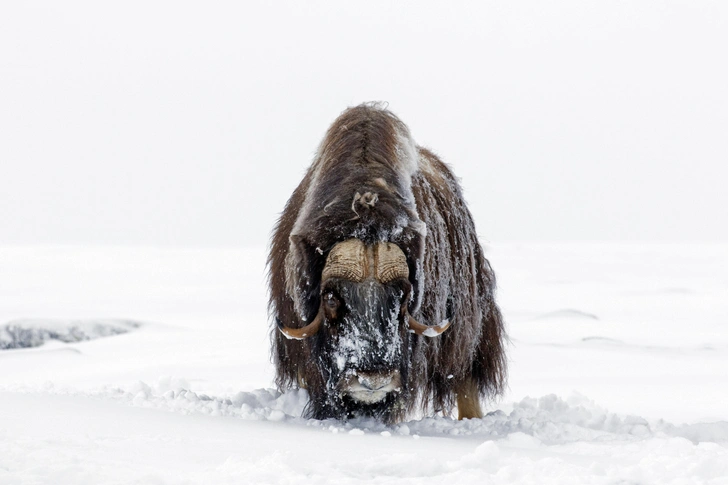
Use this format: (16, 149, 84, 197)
(0, 319, 142, 350)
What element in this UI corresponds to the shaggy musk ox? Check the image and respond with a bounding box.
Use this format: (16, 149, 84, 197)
(268, 103, 506, 424)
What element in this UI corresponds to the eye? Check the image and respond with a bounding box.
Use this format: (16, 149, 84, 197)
(324, 292, 340, 310)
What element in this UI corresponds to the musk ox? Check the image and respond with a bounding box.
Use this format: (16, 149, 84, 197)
(268, 103, 506, 424)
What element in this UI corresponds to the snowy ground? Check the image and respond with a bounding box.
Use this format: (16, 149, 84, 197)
(1, 243, 727, 484)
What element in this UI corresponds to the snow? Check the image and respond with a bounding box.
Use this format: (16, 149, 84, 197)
(1, 244, 727, 484)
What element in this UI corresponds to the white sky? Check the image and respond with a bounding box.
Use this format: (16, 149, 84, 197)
(1, 1, 726, 246)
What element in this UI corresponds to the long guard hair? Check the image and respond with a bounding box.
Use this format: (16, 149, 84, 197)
(268, 103, 507, 420)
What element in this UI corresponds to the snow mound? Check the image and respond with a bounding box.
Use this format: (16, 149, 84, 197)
(0, 319, 142, 350)
(102, 377, 310, 421)
(102, 380, 728, 445)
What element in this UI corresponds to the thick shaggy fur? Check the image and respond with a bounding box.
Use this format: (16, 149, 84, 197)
(268, 103, 507, 422)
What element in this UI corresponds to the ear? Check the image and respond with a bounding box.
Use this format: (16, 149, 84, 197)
(285, 234, 327, 322)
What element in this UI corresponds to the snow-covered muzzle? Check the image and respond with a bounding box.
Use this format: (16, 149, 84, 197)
(314, 278, 411, 421)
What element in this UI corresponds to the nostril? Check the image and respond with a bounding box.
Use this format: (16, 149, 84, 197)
(345, 371, 402, 403)
(358, 374, 392, 391)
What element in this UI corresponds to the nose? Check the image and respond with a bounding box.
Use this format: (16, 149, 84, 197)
(357, 373, 393, 391)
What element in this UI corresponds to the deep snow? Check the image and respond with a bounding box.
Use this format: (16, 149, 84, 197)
(1, 244, 727, 484)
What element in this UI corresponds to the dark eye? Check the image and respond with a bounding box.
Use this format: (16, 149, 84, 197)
(324, 292, 340, 310)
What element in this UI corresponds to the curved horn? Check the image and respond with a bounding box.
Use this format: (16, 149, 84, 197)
(277, 307, 324, 340)
(406, 312, 451, 337)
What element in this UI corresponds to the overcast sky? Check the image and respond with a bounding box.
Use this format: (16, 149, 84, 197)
(1, 1, 726, 246)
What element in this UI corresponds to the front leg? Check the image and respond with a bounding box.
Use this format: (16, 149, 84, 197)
(456, 378, 483, 420)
